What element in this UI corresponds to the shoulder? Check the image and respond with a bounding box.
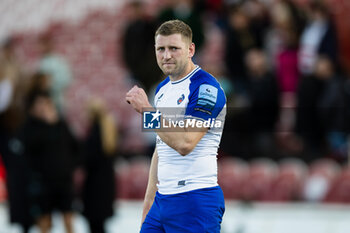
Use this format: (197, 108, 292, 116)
(188, 69, 226, 106)
(190, 69, 223, 89)
(189, 69, 225, 98)
(155, 77, 170, 95)
(185, 69, 226, 119)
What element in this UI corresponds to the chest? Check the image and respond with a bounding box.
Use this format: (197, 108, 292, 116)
(155, 83, 190, 108)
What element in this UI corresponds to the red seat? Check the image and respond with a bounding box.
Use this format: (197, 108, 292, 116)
(325, 166, 350, 203)
(264, 158, 307, 202)
(241, 158, 278, 201)
(302, 159, 341, 202)
(218, 157, 249, 199)
(126, 158, 150, 199)
(115, 162, 131, 199)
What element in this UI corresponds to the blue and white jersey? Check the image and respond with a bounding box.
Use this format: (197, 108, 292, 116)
(154, 66, 226, 195)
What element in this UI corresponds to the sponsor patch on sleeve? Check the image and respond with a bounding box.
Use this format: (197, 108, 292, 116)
(195, 84, 218, 113)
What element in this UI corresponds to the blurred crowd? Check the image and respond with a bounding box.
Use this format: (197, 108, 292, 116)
(121, 0, 350, 163)
(0, 0, 350, 232)
(0, 36, 117, 233)
(212, 0, 350, 164)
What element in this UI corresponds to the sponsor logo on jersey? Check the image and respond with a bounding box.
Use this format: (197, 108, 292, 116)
(196, 84, 218, 111)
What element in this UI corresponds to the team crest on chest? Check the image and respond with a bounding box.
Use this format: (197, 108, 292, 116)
(177, 94, 185, 105)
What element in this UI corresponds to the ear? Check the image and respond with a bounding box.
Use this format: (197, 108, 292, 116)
(189, 42, 195, 58)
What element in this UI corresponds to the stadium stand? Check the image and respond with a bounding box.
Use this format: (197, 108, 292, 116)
(241, 158, 279, 201)
(2, 0, 350, 232)
(325, 165, 350, 203)
(264, 158, 307, 202)
(303, 159, 341, 202)
(1, 0, 350, 204)
(218, 157, 249, 199)
(116, 158, 150, 200)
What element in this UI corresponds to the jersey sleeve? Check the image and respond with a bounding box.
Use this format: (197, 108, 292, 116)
(185, 80, 226, 121)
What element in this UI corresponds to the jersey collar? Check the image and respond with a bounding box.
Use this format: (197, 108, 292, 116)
(170, 65, 200, 85)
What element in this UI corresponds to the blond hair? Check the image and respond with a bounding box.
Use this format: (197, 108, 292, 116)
(155, 20, 192, 43)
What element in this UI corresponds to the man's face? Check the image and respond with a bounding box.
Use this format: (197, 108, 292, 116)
(155, 33, 194, 79)
(31, 97, 52, 116)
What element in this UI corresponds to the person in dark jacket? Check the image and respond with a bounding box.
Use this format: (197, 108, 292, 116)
(19, 90, 79, 233)
(224, 4, 264, 95)
(122, 1, 162, 92)
(82, 98, 117, 233)
(299, 0, 338, 76)
(0, 38, 32, 233)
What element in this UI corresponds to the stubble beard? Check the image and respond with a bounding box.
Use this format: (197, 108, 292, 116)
(161, 62, 187, 80)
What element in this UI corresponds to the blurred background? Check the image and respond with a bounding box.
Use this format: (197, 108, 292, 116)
(0, 0, 350, 232)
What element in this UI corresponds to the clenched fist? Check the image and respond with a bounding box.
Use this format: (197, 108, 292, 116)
(126, 85, 152, 113)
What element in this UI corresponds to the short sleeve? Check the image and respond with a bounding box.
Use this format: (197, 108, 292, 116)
(185, 82, 226, 121)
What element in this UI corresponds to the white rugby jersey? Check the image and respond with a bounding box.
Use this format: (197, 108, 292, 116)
(154, 66, 226, 194)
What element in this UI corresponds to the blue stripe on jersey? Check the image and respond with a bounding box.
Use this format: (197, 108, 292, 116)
(185, 70, 226, 120)
(171, 66, 200, 84)
(155, 77, 170, 96)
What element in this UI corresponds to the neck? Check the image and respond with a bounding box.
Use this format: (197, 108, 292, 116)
(169, 62, 196, 82)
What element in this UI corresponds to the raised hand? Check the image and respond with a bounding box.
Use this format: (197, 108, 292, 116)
(125, 85, 152, 113)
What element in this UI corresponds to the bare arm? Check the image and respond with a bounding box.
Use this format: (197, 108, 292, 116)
(156, 127, 207, 156)
(141, 149, 158, 225)
(126, 85, 207, 156)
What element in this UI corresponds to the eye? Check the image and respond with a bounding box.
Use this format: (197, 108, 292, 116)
(171, 47, 178, 51)
(157, 47, 165, 51)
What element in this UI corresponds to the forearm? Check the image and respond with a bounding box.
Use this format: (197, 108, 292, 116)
(141, 149, 158, 225)
(155, 119, 207, 156)
(125, 86, 206, 155)
(156, 130, 205, 156)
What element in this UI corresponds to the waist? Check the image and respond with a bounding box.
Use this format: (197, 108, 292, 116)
(157, 185, 222, 197)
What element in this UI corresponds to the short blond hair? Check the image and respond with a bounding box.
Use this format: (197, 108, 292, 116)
(155, 20, 192, 43)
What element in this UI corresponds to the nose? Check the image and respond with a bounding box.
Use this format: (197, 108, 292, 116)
(164, 49, 171, 60)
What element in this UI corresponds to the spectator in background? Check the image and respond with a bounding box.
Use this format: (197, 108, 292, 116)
(82, 98, 117, 233)
(122, 1, 162, 92)
(264, 0, 305, 158)
(26, 72, 51, 94)
(265, 0, 304, 94)
(314, 56, 348, 162)
(0, 38, 32, 233)
(243, 0, 270, 43)
(221, 49, 279, 160)
(294, 56, 345, 162)
(245, 49, 279, 159)
(298, 0, 338, 76)
(38, 34, 72, 113)
(18, 90, 80, 233)
(0, 37, 25, 132)
(157, 0, 205, 53)
(224, 3, 263, 95)
(295, 0, 340, 163)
